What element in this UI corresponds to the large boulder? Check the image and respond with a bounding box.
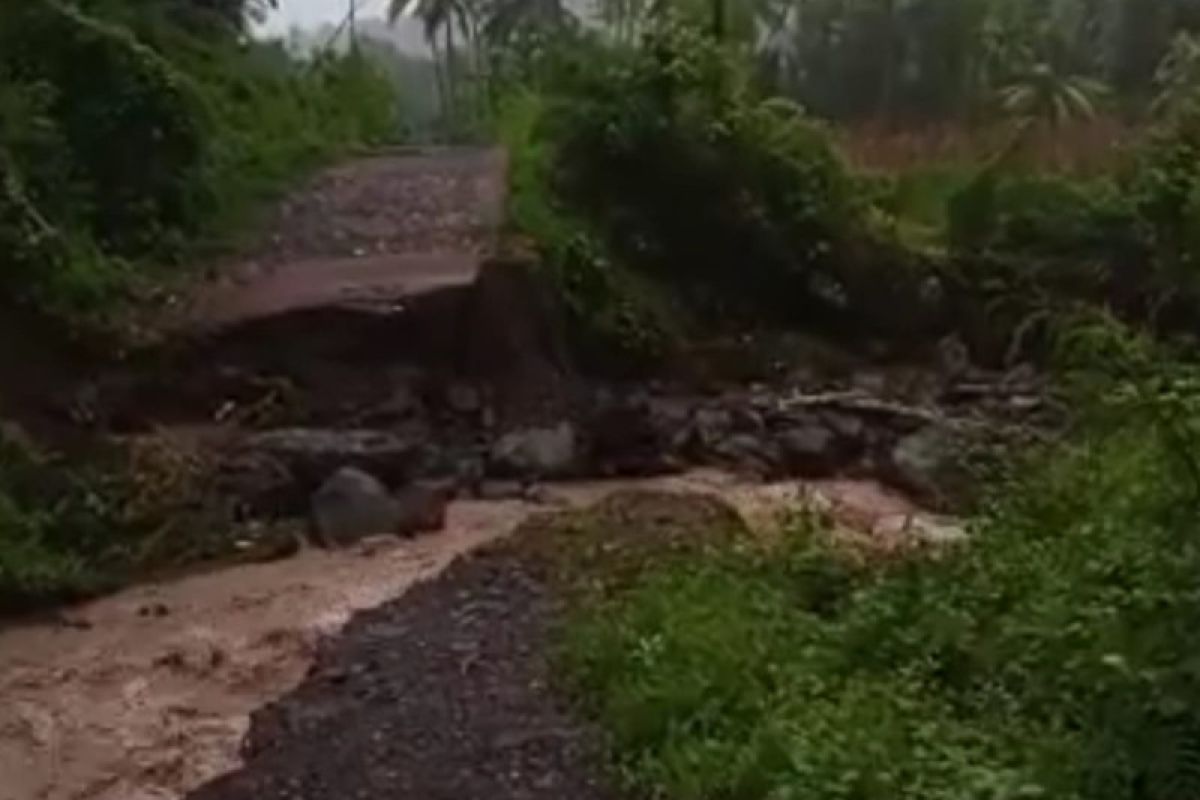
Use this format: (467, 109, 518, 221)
(310, 468, 449, 547)
(490, 422, 579, 477)
(888, 423, 975, 508)
(776, 423, 841, 477)
(311, 467, 403, 547)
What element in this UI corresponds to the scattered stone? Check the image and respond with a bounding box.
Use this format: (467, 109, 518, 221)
(712, 433, 780, 475)
(729, 405, 765, 433)
(888, 423, 971, 506)
(692, 407, 732, 447)
(777, 424, 840, 476)
(310, 467, 402, 547)
(821, 410, 866, 441)
(361, 384, 421, 424)
(218, 451, 298, 516)
(393, 483, 449, 536)
(490, 422, 578, 477)
(138, 603, 170, 618)
(243, 428, 427, 490)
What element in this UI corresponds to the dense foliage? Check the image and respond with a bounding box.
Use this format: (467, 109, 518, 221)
(0, 0, 400, 607)
(0, 0, 397, 320)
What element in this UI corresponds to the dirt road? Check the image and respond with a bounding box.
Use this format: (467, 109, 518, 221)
(184, 147, 506, 329)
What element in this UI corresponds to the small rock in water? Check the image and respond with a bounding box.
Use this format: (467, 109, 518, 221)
(393, 483, 449, 536)
(311, 467, 401, 547)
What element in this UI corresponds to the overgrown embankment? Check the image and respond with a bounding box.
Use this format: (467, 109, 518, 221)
(555, 327, 1200, 800)
(497, 19, 1200, 373)
(0, 0, 400, 609)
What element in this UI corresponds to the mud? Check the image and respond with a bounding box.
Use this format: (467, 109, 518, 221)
(0, 472, 939, 800)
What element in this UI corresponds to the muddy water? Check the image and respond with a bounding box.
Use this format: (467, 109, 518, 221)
(0, 472, 942, 800)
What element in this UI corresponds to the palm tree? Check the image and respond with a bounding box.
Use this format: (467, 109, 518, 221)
(997, 62, 1108, 126)
(481, 0, 573, 45)
(389, 0, 473, 115)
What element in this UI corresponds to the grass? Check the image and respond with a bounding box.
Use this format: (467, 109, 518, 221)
(557, 418, 1200, 800)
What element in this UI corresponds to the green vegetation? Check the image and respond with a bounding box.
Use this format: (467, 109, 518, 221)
(422, 3, 1200, 797)
(0, 0, 397, 322)
(0, 0, 401, 609)
(560, 325, 1200, 800)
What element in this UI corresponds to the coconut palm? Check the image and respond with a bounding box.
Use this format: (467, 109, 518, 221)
(481, 0, 574, 44)
(997, 62, 1108, 125)
(389, 0, 473, 114)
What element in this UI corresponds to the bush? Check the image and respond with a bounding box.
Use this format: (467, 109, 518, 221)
(560, 322, 1200, 800)
(510, 21, 868, 328)
(0, 0, 399, 323)
(496, 87, 678, 374)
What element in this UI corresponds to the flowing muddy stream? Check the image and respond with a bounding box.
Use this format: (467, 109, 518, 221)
(0, 471, 943, 800)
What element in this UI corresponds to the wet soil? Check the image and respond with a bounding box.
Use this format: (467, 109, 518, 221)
(189, 550, 615, 800)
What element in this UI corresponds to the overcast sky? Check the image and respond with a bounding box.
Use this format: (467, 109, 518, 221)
(258, 0, 392, 36)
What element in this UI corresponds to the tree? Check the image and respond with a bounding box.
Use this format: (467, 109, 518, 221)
(389, 0, 473, 114)
(997, 62, 1108, 125)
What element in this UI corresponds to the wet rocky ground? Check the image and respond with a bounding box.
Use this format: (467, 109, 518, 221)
(0, 147, 1059, 800)
(186, 493, 744, 800)
(188, 550, 616, 800)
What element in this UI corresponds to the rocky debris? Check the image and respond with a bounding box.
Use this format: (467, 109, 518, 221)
(311, 468, 402, 547)
(393, 483, 450, 534)
(776, 424, 840, 476)
(491, 422, 579, 478)
(310, 467, 449, 547)
(887, 423, 974, 508)
(241, 428, 428, 492)
(587, 392, 688, 476)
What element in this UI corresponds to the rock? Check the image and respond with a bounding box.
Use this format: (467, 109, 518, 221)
(712, 434, 780, 475)
(361, 384, 422, 425)
(490, 422, 578, 477)
(589, 395, 685, 477)
(311, 467, 402, 547)
(218, 450, 298, 516)
(692, 407, 732, 446)
(476, 480, 526, 500)
(889, 423, 971, 507)
(242, 428, 427, 490)
(393, 483, 449, 536)
(777, 424, 840, 477)
(730, 405, 765, 433)
(821, 411, 865, 442)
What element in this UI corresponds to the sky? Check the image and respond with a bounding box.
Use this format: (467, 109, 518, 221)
(258, 0, 393, 37)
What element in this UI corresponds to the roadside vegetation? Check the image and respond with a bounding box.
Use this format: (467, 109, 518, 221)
(560, 322, 1200, 800)
(382, 0, 1200, 797)
(5, 0, 1200, 794)
(0, 0, 400, 607)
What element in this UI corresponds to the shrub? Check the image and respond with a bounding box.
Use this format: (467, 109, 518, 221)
(0, 0, 400, 323)
(560, 321, 1200, 800)
(516, 21, 864, 327)
(496, 87, 678, 374)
